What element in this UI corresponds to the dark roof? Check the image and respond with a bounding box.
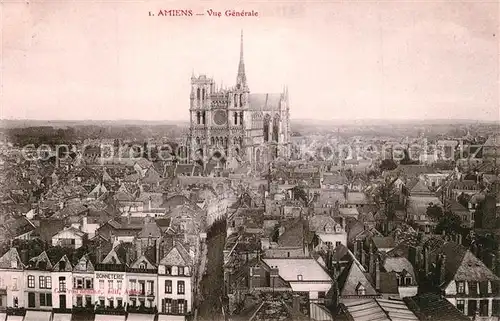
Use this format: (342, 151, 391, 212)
(404, 293, 470, 321)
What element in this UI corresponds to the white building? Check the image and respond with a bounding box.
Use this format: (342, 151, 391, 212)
(157, 243, 194, 319)
(0, 248, 24, 310)
(51, 227, 85, 249)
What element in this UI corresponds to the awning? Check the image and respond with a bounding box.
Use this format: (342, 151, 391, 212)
(126, 314, 155, 321)
(53, 313, 72, 321)
(25, 310, 52, 321)
(6, 316, 23, 321)
(94, 315, 126, 321)
(157, 315, 186, 321)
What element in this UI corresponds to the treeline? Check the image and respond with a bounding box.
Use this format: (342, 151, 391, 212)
(7, 125, 186, 147)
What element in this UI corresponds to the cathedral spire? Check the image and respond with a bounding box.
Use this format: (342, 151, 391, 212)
(236, 30, 247, 88)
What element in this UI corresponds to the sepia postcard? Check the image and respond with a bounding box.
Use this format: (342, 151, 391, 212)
(0, 0, 499, 320)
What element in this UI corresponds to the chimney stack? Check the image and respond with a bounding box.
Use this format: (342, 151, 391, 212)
(361, 244, 366, 268)
(439, 254, 447, 285)
(375, 257, 380, 291)
(490, 253, 496, 275)
(292, 294, 300, 314)
(369, 242, 374, 273)
(423, 245, 429, 275)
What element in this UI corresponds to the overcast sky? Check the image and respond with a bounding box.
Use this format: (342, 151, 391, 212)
(2, 0, 498, 121)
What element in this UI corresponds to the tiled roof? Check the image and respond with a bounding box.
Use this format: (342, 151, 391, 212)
(159, 242, 193, 266)
(403, 293, 470, 321)
(338, 260, 378, 297)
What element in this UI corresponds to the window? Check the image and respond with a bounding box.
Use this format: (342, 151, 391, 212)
(27, 275, 35, 288)
(117, 299, 123, 308)
(76, 296, 83, 307)
(177, 281, 185, 294)
(139, 281, 145, 295)
(117, 280, 122, 290)
(335, 241, 341, 247)
(297, 275, 303, 281)
(85, 279, 92, 289)
(147, 281, 154, 295)
(165, 267, 172, 275)
(46, 276, 51, 289)
(457, 281, 465, 293)
(165, 299, 172, 313)
(457, 299, 465, 313)
(13, 296, 18, 308)
(178, 299, 186, 314)
(131, 298, 137, 307)
(108, 298, 114, 308)
(85, 296, 92, 307)
(59, 276, 66, 292)
(28, 293, 35, 308)
(108, 280, 113, 290)
(39, 276, 46, 289)
(356, 283, 366, 296)
(99, 280, 104, 290)
(39, 293, 51, 306)
(405, 277, 412, 286)
(130, 280, 137, 294)
(139, 262, 146, 269)
(165, 280, 172, 293)
(76, 278, 83, 289)
(99, 298, 105, 307)
(179, 267, 184, 276)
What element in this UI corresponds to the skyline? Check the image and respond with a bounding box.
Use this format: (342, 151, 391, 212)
(2, 0, 499, 121)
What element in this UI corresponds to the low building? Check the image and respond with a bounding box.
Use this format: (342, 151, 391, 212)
(51, 227, 85, 249)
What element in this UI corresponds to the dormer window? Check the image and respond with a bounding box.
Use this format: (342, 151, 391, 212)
(139, 262, 146, 269)
(356, 283, 366, 296)
(297, 274, 303, 281)
(59, 261, 66, 271)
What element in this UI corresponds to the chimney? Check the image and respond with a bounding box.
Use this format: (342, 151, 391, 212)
(375, 257, 380, 291)
(490, 253, 496, 275)
(423, 245, 429, 275)
(361, 245, 366, 268)
(292, 294, 300, 314)
(369, 242, 374, 273)
(270, 266, 279, 288)
(439, 254, 447, 285)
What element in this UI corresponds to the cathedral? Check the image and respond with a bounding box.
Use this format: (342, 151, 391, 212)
(187, 31, 291, 169)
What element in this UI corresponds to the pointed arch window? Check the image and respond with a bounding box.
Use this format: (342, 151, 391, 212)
(240, 112, 244, 126)
(202, 88, 206, 100)
(234, 112, 238, 125)
(196, 112, 201, 125)
(234, 94, 238, 107)
(239, 94, 243, 107)
(202, 111, 206, 125)
(211, 137, 215, 145)
(197, 88, 200, 100)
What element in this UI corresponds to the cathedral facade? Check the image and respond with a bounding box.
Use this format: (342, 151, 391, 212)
(187, 31, 291, 168)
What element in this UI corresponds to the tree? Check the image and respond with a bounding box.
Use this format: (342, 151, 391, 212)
(426, 203, 443, 221)
(435, 211, 464, 236)
(373, 178, 397, 220)
(379, 159, 397, 171)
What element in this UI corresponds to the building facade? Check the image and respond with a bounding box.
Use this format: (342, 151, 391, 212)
(187, 31, 291, 168)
